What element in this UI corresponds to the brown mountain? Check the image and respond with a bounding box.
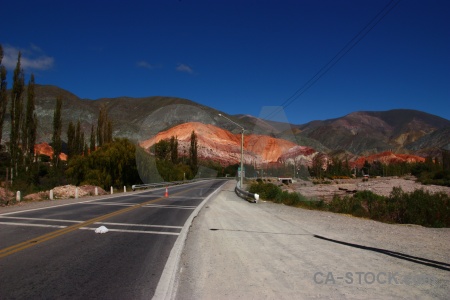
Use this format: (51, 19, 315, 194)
(2, 85, 449, 161)
(140, 122, 318, 166)
(292, 110, 450, 155)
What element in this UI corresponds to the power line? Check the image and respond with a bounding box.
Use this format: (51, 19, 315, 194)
(263, 0, 402, 121)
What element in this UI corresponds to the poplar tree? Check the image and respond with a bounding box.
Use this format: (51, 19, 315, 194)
(97, 105, 112, 147)
(75, 120, 82, 155)
(0, 44, 8, 145)
(170, 136, 178, 164)
(442, 149, 450, 172)
(67, 121, 75, 159)
(10, 52, 25, 177)
(89, 124, 96, 153)
(23, 74, 37, 163)
(189, 130, 198, 174)
(52, 96, 62, 167)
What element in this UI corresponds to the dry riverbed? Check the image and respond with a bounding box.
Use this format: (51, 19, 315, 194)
(281, 176, 450, 200)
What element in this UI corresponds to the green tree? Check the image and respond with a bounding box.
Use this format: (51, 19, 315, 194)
(443, 149, 450, 172)
(311, 153, 325, 178)
(22, 74, 37, 163)
(154, 139, 171, 160)
(89, 124, 96, 153)
(66, 138, 140, 189)
(189, 130, 198, 174)
(52, 96, 63, 167)
(170, 135, 179, 164)
(0, 44, 8, 146)
(67, 121, 75, 159)
(10, 51, 25, 178)
(97, 105, 112, 147)
(74, 120, 84, 155)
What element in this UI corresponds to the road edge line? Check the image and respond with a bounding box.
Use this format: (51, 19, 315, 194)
(152, 180, 229, 300)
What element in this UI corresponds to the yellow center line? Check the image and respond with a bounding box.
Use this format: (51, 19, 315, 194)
(0, 182, 215, 259)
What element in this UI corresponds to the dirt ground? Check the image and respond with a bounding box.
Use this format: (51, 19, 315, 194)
(176, 181, 450, 300)
(280, 176, 450, 201)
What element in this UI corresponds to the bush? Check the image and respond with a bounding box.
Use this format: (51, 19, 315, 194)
(249, 182, 281, 201)
(249, 181, 450, 228)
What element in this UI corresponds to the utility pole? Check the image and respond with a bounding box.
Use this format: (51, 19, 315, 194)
(219, 114, 245, 188)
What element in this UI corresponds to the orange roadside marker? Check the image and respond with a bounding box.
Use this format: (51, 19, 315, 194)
(165, 187, 169, 197)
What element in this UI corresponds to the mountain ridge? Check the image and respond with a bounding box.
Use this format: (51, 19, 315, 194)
(2, 84, 449, 157)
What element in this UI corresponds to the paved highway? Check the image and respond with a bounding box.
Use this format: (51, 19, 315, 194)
(0, 179, 227, 299)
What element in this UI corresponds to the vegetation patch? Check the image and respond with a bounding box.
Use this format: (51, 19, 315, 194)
(249, 181, 450, 228)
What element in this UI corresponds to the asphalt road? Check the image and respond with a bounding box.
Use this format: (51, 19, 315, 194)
(0, 179, 227, 300)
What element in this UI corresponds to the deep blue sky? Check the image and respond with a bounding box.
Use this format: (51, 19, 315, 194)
(2, 0, 449, 124)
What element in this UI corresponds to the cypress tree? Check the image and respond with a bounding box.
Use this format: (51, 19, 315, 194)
(23, 74, 37, 162)
(89, 124, 96, 153)
(170, 136, 178, 164)
(10, 51, 25, 177)
(80, 131, 85, 156)
(97, 105, 105, 147)
(67, 121, 75, 159)
(0, 44, 8, 146)
(97, 105, 112, 147)
(189, 131, 198, 174)
(52, 96, 63, 167)
(106, 120, 112, 144)
(75, 120, 82, 155)
(443, 149, 450, 172)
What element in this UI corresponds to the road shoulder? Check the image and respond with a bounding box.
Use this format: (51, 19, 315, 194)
(176, 181, 450, 299)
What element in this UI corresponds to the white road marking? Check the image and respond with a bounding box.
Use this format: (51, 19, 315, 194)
(98, 222, 183, 229)
(0, 217, 182, 229)
(0, 222, 66, 229)
(0, 217, 183, 235)
(0, 216, 82, 223)
(0, 189, 154, 216)
(0, 222, 180, 235)
(144, 204, 196, 209)
(82, 202, 136, 206)
(79, 227, 180, 235)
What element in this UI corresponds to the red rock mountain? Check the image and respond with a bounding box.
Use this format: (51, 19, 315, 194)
(140, 122, 318, 166)
(33, 126, 426, 171)
(351, 151, 425, 169)
(35, 142, 68, 161)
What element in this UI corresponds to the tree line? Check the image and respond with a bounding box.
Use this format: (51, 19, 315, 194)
(150, 131, 199, 181)
(0, 45, 138, 200)
(307, 152, 450, 186)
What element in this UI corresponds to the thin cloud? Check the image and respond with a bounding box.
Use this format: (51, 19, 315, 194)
(1, 44, 54, 71)
(137, 60, 159, 70)
(176, 63, 194, 74)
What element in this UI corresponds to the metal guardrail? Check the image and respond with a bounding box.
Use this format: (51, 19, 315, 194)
(131, 177, 231, 191)
(132, 182, 172, 191)
(235, 183, 259, 203)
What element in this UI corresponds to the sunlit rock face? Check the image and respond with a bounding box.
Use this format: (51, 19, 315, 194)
(350, 151, 425, 169)
(34, 142, 68, 161)
(139, 122, 318, 166)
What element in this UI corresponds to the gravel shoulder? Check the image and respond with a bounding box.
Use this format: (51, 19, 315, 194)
(175, 181, 450, 299)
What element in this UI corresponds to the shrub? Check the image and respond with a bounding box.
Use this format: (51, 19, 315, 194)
(250, 181, 450, 228)
(249, 182, 281, 201)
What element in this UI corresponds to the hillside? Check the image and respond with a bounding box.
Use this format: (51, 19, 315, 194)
(293, 110, 450, 155)
(2, 85, 449, 158)
(139, 122, 317, 166)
